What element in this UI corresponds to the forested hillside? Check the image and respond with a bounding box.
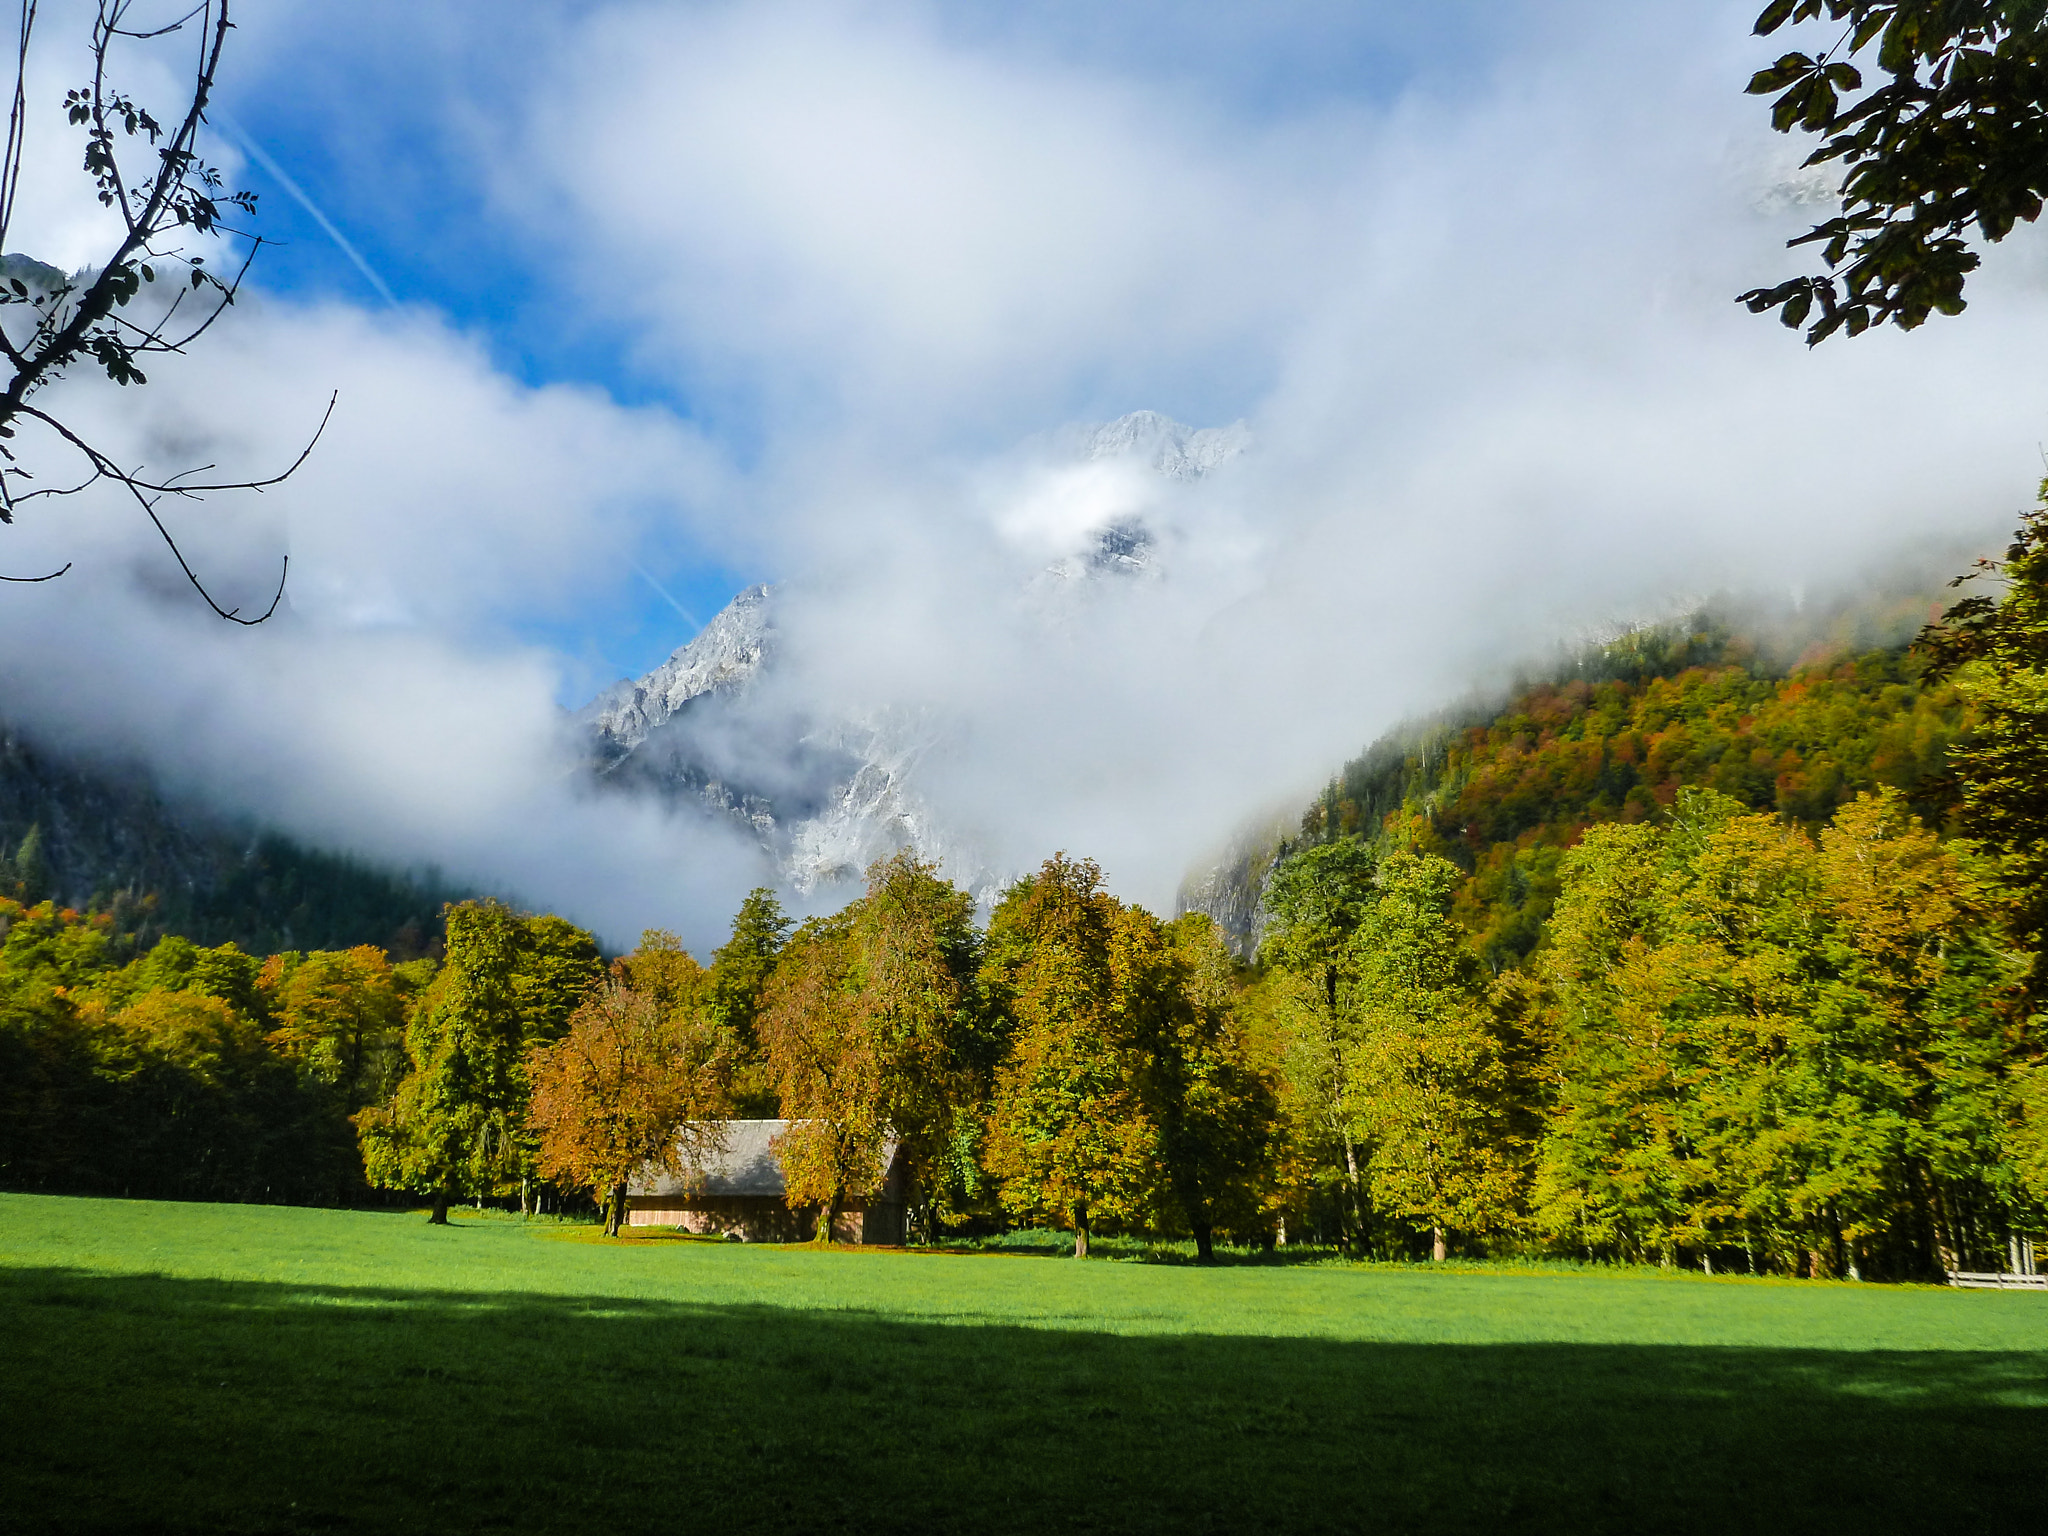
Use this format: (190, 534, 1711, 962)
(1327, 641, 1963, 970)
(1191, 594, 1975, 970)
(0, 725, 460, 957)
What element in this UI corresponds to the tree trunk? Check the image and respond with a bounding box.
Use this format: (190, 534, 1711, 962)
(1431, 1226, 1447, 1263)
(605, 1182, 628, 1237)
(1194, 1222, 1215, 1263)
(520, 1176, 531, 1218)
(1073, 1202, 1090, 1259)
(1930, 1179, 1960, 1277)
(815, 1191, 839, 1245)
(1342, 1133, 1363, 1249)
(428, 1190, 450, 1226)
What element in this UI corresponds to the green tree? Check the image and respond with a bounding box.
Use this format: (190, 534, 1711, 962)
(1530, 821, 1688, 1261)
(1257, 838, 1379, 1241)
(1741, 1, 2048, 342)
(708, 888, 792, 1116)
(1260, 839, 1378, 1011)
(1345, 853, 1523, 1260)
(1148, 914, 1277, 1259)
(4, 824, 50, 904)
(983, 855, 1160, 1258)
(1536, 788, 2031, 1275)
(1920, 498, 2048, 947)
(357, 901, 530, 1223)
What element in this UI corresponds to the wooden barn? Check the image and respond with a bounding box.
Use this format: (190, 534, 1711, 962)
(624, 1119, 909, 1244)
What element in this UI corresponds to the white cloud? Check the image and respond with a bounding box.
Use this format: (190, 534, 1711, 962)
(520, 0, 1328, 432)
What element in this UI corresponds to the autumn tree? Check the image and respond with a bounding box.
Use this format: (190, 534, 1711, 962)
(526, 954, 729, 1238)
(756, 911, 867, 1241)
(259, 945, 408, 1114)
(983, 855, 1160, 1257)
(757, 852, 980, 1243)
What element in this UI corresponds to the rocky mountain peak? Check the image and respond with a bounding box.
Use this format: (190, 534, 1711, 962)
(1082, 409, 1250, 482)
(578, 583, 774, 755)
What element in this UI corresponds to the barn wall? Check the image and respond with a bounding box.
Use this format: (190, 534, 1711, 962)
(627, 1195, 907, 1244)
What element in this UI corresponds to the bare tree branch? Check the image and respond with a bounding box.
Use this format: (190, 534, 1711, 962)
(0, 1, 327, 621)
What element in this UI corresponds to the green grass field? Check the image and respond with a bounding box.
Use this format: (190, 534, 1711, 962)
(2, 1194, 2044, 1533)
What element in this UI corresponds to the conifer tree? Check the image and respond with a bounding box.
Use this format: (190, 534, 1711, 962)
(709, 888, 792, 1115)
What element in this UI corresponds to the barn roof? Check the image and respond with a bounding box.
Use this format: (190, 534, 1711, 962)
(631, 1119, 787, 1198)
(627, 1120, 903, 1200)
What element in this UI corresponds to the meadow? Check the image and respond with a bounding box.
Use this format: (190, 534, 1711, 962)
(2, 1194, 2044, 1533)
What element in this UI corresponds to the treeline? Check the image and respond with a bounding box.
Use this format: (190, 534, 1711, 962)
(350, 856, 1269, 1256)
(1250, 790, 2039, 1277)
(0, 898, 597, 1205)
(9, 524, 2046, 1279)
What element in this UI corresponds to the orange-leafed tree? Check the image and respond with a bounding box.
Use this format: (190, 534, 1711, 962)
(526, 947, 728, 1236)
(758, 851, 981, 1243)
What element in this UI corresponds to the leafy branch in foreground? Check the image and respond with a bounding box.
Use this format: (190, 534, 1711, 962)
(1740, 1, 2048, 343)
(0, 1, 329, 618)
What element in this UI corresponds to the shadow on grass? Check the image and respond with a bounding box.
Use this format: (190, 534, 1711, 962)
(0, 1265, 2041, 1535)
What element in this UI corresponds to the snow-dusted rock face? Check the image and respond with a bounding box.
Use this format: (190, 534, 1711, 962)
(581, 412, 1247, 905)
(1079, 409, 1250, 482)
(578, 584, 773, 758)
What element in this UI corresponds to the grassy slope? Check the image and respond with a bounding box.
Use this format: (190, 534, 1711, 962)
(3, 1194, 2044, 1533)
